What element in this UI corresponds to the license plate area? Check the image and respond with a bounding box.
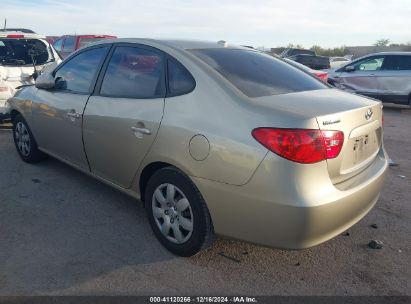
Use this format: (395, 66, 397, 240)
(353, 135, 370, 164)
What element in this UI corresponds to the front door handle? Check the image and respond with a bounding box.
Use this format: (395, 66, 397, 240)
(67, 110, 81, 121)
(131, 126, 151, 137)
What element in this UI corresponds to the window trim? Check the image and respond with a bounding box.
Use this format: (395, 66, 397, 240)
(165, 56, 196, 98)
(94, 43, 167, 100)
(51, 44, 112, 95)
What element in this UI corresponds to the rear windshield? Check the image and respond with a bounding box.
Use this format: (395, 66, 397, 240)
(289, 49, 315, 56)
(79, 37, 110, 49)
(0, 38, 51, 66)
(190, 49, 327, 98)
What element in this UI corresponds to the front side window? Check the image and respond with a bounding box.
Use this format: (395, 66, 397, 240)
(190, 49, 326, 98)
(0, 39, 49, 66)
(63, 37, 76, 52)
(54, 47, 108, 93)
(353, 56, 384, 71)
(100, 46, 164, 98)
(167, 59, 195, 96)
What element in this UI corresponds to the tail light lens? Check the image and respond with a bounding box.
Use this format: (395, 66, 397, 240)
(252, 128, 344, 164)
(314, 72, 328, 82)
(0, 85, 9, 92)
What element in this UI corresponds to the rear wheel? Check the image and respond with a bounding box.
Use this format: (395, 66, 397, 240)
(145, 167, 214, 256)
(12, 114, 47, 163)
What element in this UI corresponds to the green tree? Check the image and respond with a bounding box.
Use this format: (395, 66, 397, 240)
(374, 39, 390, 46)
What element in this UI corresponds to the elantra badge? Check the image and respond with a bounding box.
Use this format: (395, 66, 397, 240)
(365, 108, 373, 120)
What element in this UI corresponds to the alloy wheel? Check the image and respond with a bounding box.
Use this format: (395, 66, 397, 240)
(15, 122, 31, 157)
(152, 183, 194, 244)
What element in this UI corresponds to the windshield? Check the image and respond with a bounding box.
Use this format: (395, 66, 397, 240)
(190, 49, 327, 98)
(0, 38, 50, 66)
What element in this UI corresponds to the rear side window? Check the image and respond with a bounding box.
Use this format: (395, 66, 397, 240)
(190, 49, 326, 98)
(63, 37, 75, 52)
(382, 55, 411, 71)
(167, 59, 195, 96)
(54, 47, 108, 93)
(100, 46, 165, 98)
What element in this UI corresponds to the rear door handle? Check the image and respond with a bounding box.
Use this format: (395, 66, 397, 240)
(131, 126, 151, 136)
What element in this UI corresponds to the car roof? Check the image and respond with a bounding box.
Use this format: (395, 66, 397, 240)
(60, 34, 116, 38)
(92, 38, 250, 50)
(0, 31, 45, 39)
(0, 28, 35, 33)
(365, 52, 411, 56)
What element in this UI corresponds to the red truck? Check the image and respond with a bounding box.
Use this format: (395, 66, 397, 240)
(53, 34, 116, 59)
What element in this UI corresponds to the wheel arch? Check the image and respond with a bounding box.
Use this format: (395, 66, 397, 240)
(10, 109, 21, 122)
(139, 161, 180, 204)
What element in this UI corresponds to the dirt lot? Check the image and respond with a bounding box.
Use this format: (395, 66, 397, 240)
(0, 104, 410, 296)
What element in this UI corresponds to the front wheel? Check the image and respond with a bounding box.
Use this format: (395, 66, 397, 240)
(145, 167, 214, 256)
(12, 114, 47, 163)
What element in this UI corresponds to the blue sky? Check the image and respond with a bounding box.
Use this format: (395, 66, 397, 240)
(1, 0, 410, 48)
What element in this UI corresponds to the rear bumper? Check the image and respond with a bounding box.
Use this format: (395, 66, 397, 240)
(193, 147, 388, 249)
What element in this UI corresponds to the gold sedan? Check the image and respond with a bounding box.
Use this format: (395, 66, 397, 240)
(7, 39, 388, 256)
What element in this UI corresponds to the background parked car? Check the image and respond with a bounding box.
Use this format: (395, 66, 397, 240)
(328, 52, 411, 105)
(0, 29, 61, 122)
(283, 57, 328, 82)
(280, 48, 330, 69)
(330, 56, 351, 69)
(53, 34, 116, 59)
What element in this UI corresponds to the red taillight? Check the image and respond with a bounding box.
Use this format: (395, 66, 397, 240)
(252, 128, 344, 164)
(0, 83, 9, 92)
(6, 34, 24, 38)
(314, 72, 328, 82)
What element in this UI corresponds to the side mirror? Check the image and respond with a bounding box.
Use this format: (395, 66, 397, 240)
(54, 77, 67, 90)
(345, 65, 355, 72)
(35, 72, 55, 89)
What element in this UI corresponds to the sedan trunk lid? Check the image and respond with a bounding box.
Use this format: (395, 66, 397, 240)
(252, 88, 383, 184)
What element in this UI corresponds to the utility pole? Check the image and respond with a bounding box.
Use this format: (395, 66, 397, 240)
(3, 19, 6, 31)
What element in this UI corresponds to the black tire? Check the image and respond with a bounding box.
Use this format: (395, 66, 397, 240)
(12, 114, 47, 163)
(145, 167, 214, 256)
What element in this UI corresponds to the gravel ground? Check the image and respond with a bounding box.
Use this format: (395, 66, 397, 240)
(0, 104, 410, 296)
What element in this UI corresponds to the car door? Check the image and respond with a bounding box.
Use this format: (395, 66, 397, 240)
(378, 55, 411, 103)
(336, 55, 385, 96)
(32, 45, 110, 170)
(83, 44, 165, 188)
